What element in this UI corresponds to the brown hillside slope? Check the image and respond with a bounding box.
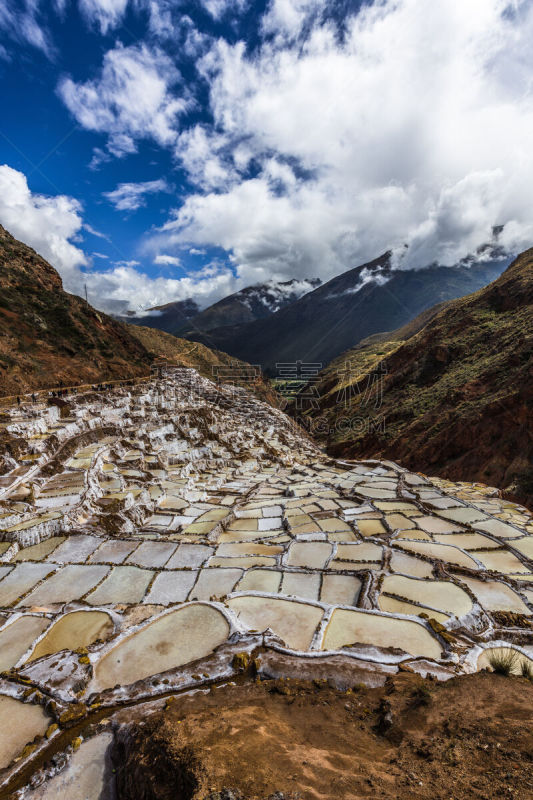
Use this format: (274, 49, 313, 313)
(298, 249, 533, 506)
(0, 224, 153, 394)
(0, 225, 264, 397)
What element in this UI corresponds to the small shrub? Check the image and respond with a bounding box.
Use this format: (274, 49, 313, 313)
(488, 648, 518, 676)
(520, 659, 533, 682)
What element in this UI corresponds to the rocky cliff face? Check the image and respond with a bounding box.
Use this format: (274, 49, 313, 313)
(299, 249, 533, 506)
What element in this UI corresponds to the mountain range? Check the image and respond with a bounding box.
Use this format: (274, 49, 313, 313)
(297, 249, 533, 506)
(175, 250, 511, 373)
(124, 277, 320, 337)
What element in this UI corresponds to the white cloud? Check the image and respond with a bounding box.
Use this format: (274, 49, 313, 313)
(0, 0, 53, 57)
(58, 43, 191, 157)
(0, 165, 242, 315)
(103, 177, 171, 211)
(92, 251, 109, 258)
(78, 0, 129, 33)
(0, 164, 87, 289)
(199, 0, 249, 21)
(154, 253, 181, 266)
(152, 0, 533, 286)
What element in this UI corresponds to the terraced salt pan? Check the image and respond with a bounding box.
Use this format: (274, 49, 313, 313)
(12, 538, 66, 562)
(0, 563, 57, 606)
(456, 575, 532, 615)
(88, 540, 138, 564)
(165, 544, 212, 569)
(281, 571, 321, 601)
(190, 568, 242, 600)
(87, 566, 153, 606)
(20, 565, 109, 606)
(237, 569, 283, 593)
(320, 574, 361, 606)
(436, 507, 488, 524)
(380, 575, 473, 616)
(355, 519, 387, 537)
(215, 542, 283, 557)
(472, 519, 523, 538)
(208, 555, 276, 568)
(0, 615, 50, 670)
(378, 595, 450, 623)
(27, 610, 113, 661)
(228, 595, 323, 650)
(91, 604, 230, 691)
(397, 540, 480, 569)
(336, 543, 383, 563)
(389, 551, 434, 578)
(431, 532, 501, 550)
(48, 535, 101, 564)
(286, 542, 332, 569)
(414, 516, 463, 534)
(473, 550, 529, 574)
(0, 695, 50, 769)
(512, 537, 533, 559)
(23, 732, 115, 800)
(144, 570, 198, 605)
(126, 541, 177, 568)
(322, 608, 442, 660)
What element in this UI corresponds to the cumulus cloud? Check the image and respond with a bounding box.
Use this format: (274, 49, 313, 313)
(84, 261, 239, 314)
(0, 164, 87, 289)
(154, 253, 181, 266)
(150, 0, 533, 286)
(0, 165, 242, 315)
(58, 42, 191, 157)
(103, 178, 171, 211)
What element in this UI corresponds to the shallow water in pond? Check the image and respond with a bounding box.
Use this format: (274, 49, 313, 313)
(144, 570, 198, 605)
(378, 595, 449, 624)
(0, 695, 50, 769)
(457, 575, 532, 615)
(27, 610, 114, 661)
(190, 568, 242, 600)
(86, 566, 153, 605)
(0, 615, 50, 671)
(380, 575, 472, 616)
(91, 604, 230, 692)
(320, 574, 361, 606)
(286, 542, 332, 569)
(280, 571, 321, 601)
(228, 594, 323, 650)
(397, 541, 480, 569)
(236, 569, 283, 593)
(20, 565, 109, 606)
(0, 563, 56, 606)
(322, 608, 442, 660)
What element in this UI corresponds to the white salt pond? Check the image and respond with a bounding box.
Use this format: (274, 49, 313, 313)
(27, 610, 114, 661)
(91, 604, 230, 692)
(322, 608, 442, 660)
(228, 595, 323, 650)
(0, 695, 50, 769)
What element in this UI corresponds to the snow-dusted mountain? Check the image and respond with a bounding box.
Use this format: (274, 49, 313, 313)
(175, 278, 321, 336)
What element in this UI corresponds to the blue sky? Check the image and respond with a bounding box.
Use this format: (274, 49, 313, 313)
(0, 0, 532, 314)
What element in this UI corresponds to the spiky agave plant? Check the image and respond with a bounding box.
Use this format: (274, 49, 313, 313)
(487, 648, 519, 676)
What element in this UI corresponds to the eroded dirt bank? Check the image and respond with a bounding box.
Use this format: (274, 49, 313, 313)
(112, 672, 533, 800)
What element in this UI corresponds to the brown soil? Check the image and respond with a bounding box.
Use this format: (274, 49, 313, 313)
(112, 671, 533, 800)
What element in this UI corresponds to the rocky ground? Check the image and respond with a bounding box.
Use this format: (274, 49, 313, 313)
(0, 369, 531, 798)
